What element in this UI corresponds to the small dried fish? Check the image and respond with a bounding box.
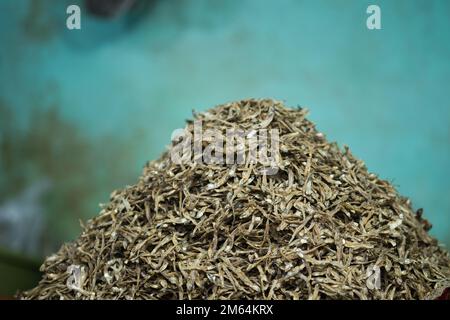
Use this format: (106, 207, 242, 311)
(21, 99, 450, 300)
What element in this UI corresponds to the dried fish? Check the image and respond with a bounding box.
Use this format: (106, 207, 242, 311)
(21, 99, 450, 300)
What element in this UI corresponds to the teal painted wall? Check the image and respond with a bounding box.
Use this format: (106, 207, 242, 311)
(0, 0, 449, 265)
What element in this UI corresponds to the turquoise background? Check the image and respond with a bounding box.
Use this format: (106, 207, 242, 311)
(0, 0, 449, 280)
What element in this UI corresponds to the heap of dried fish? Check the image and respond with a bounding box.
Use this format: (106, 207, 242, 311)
(22, 99, 450, 300)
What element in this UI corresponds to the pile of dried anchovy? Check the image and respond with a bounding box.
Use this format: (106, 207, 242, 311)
(22, 99, 450, 299)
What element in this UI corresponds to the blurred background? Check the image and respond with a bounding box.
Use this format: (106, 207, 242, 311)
(0, 0, 449, 295)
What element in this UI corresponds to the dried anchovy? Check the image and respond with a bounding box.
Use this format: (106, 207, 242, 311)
(21, 99, 450, 300)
